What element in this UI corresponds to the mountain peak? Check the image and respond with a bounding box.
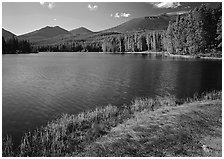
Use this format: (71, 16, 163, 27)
(40, 25, 64, 30)
(53, 26, 62, 28)
(18, 25, 71, 41)
(70, 27, 93, 36)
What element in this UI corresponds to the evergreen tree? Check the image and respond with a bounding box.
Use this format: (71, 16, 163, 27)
(166, 21, 175, 54)
(2, 37, 6, 54)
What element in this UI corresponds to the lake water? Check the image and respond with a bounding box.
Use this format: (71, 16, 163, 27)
(2, 52, 222, 146)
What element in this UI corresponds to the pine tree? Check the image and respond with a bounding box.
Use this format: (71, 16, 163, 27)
(166, 21, 175, 54)
(2, 37, 7, 54)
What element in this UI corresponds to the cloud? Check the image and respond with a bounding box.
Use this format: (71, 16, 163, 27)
(166, 10, 189, 15)
(121, 13, 131, 17)
(53, 18, 57, 21)
(115, 13, 120, 18)
(48, 3, 55, 9)
(113, 12, 131, 18)
(40, 2, 45, 5)
(40, 2, 55, 9)
(88, 4, 98, 11)
(151, 2, 181, 8)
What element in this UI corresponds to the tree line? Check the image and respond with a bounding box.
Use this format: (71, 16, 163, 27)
(2, 37, 34, 54)
(32, 30, 166, 53)
(35, 41, 102, 52)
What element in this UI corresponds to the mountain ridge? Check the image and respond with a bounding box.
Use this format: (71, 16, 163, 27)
(100, 15, 173, 33)
(4, 14, 179, 44)
(2, 28, 16, 39)
(18, 26, 72, 41)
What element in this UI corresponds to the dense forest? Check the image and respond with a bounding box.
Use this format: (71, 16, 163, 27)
(2, 37, 35, 54)
(165, 3, 222, 56)
(2, 3, 222, 57)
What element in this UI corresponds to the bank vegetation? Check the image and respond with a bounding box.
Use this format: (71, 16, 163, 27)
(3, 90, 222, 157)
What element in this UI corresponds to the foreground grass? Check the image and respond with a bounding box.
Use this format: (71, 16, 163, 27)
(3, 91, 222, 157)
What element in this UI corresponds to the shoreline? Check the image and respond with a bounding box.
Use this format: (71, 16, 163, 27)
(103, 51, 222, 60)
(3, 91, 222, 157)
(4, 51, 222, 60)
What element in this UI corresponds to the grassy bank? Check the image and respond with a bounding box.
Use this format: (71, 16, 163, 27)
(3, 91, 222, 157)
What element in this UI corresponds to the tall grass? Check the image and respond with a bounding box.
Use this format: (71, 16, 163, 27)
(2, 91, 221, 156)
(2, 136, 14, 157)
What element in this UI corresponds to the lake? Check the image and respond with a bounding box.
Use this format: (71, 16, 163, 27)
(2, 52, 222, 146)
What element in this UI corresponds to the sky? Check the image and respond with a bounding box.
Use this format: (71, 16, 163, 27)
(2, 2, 220, 36)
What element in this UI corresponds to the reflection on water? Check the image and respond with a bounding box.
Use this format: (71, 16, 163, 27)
(2, 52, 222, 146)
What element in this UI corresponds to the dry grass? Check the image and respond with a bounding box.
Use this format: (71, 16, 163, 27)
(2, 91, 222, 157)
(79, 95, 222, 157)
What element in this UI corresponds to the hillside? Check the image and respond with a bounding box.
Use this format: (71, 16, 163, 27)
(70, 27, 93, 36)
(101, 14, 176, 33)
(2, 28, 16, 39)
(18, 26, 72, 42)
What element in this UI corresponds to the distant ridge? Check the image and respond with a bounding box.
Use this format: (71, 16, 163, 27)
(2, 28, 16, 39)
(18, 26, 71, 41)
(70, 27, 93, 36)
